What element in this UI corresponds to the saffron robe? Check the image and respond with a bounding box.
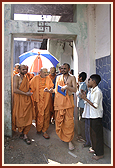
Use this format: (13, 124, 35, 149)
(48, 74, 56, 82)
(54, 74, 74, 142)
(26, 72, 34, 81)
(12, 75, 34, 133)
(29, 75, 54, 132)
(13, 70, 19, 76)
(26, 72, 35, 112)
(48, 74, 56, 114)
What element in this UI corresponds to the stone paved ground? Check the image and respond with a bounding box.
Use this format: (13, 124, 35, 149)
(3, 123, 112, 166)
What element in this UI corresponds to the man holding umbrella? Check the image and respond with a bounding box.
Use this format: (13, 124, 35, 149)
(29, 67, 54, 139)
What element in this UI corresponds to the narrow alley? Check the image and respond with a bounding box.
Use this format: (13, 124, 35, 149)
(4, 122, 111, 166)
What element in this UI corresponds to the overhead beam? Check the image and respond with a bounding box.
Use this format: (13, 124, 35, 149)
(6, 20, 78, 40)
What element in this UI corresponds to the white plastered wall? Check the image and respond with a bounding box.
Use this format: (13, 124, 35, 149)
(95, 4, 111, 59)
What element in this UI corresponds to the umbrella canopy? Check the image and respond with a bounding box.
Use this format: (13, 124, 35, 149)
(19, 48, 59, 72)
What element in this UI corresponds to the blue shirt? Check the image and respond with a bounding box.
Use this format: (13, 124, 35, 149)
(77, 82, 88, 108)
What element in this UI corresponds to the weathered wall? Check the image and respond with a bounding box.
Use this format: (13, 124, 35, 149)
(75, 4, 96, 78)
(4, 4, 13, 136)
(95, 4, 111, 59)
(13, 4, 74, 22)
(73, 4, 111, 148)
(73, 4, 111, 78)
(48, 40, 73, 70)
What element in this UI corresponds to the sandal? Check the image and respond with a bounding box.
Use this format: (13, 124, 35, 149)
(77, 138, 86, 143)
(89, 147, 95, 153)
(77, 135, 82, 139)
(19, 133, 24, 139)
(43, 133, 50, 139)
(37, 131, 42, 134)
(83, 143, 91, 147)
(24, 138, 31, 145)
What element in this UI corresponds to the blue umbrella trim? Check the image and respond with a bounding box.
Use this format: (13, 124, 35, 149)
(19, 52, 59, 68)
(19, 52, 38, 63)
(41, 54, 59, 68)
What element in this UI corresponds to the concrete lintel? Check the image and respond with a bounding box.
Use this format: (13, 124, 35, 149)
(13, 33, 76, 41)
(9, 20, 78, 36)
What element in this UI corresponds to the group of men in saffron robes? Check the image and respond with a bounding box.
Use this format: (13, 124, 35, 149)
(12, 63, 77, 150)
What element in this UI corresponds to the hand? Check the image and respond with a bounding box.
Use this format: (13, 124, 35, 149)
(49, 88, 54, 93)
(79, 92, 86, 100)
(77, 82, 79, 89)
(61, 85, 67, 92)
(81, 89, 86, 94)
(44, 88, 49, 92)
(26, 91, 33, 96)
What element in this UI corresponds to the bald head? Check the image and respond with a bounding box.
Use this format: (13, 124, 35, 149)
(40, 68, 48, 78)
(18, 64, 28, 75)
(50, 67, 56, 76)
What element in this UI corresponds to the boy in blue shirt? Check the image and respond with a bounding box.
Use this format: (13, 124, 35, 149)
(76, 72, 88, 142)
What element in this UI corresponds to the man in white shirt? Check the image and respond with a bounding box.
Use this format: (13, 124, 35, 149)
(79, 74, 104, 161)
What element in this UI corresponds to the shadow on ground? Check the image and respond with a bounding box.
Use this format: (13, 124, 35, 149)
(4, 123, 111, 165)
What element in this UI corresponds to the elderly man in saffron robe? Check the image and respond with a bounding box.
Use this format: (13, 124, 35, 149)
(12, 64, 34, 145)
(29, 68, 54, 139)
(53, 63, 77, 150)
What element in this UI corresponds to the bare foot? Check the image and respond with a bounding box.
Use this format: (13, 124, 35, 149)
(23, 134, 28, 139)
(69, 141, 74, 150)
(92, 154, 104, 160)
(23, 134, 31, 145)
